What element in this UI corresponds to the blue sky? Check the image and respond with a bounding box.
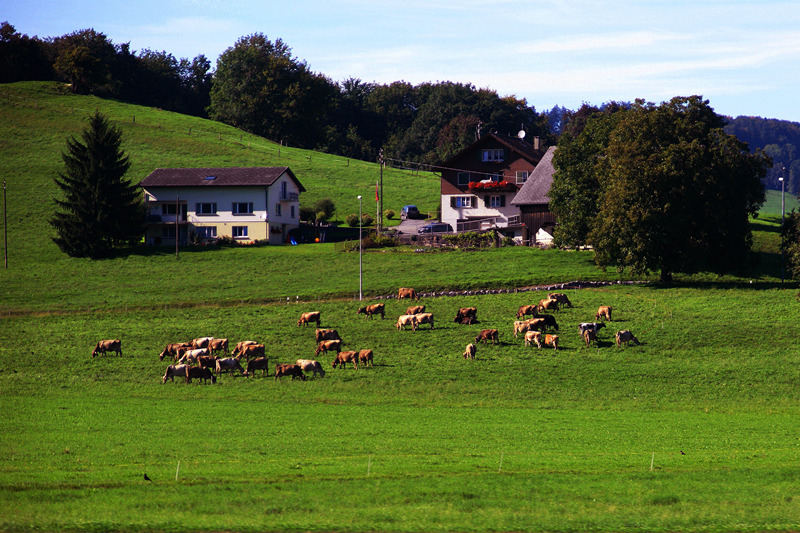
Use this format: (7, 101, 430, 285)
(7, 0, 800, 122)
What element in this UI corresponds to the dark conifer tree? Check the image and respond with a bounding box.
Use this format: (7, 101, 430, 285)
(50, 111, 145, 258)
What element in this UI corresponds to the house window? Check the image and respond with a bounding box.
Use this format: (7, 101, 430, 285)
(488, 172, 502, 182)
(486, 195, 506, 208)
(457, 172, 471, 186)
(232, 226, 248, 238)
(196, 226, 217, 238)
(482, 149, 504, 162)
(451, 196, 473, 208)
(290, 205, 295, 219)
(516, 171, 529, 184)
(162, 226, 176, 239)
(161, 204, 177, 215)
(195, 202, 217, 215)
(281, 181, 288, 200)
(232, 202, 253, 214)
(275, 203, 282, 216)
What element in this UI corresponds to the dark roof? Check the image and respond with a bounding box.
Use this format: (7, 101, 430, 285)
(437, 132, 544, 169)
(138, 166, 305, 192)
(511, 146, 556, 206)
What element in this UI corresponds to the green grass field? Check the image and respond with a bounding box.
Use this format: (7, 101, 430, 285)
(1, 82, 799, 532)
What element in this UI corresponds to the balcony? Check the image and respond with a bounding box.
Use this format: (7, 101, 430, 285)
(280, 192, 299, 202)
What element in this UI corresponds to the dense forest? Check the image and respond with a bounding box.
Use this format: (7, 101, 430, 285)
(2, 21, 797, 194)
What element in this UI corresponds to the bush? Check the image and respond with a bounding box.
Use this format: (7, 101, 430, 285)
(345, 214, 359, 227)
(361, 213, 374, 226)
(385, 209, 395, 220)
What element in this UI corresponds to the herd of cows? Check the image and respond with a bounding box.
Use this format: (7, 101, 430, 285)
(90, 287, 641, 385)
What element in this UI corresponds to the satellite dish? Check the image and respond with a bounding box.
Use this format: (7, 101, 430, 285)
(517, 129, 526, 139)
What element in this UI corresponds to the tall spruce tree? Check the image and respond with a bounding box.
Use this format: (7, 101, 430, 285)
(50, 111, 145, 258)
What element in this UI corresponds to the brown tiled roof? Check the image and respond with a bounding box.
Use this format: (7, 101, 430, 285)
(511, 146, 556, 206)
(437, 132, 544, 170)
(138, 166, 305, 192)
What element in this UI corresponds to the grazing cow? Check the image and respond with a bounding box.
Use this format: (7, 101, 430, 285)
(244, 357, 270, 377)
(197, 355, 219, 369)
(513, 320, 532, 338)
(158, 342, 191, 361)
(208, 338, 228, 355)
(314, 329, 341, 343)
(215, 357, 244, 376)
(190, 337, 214, 349)
(525, 318, 549, 333)
(544, 334, 560, 351)
(92, 339, 122, 358)
(274, 364, 306, 381)
(595, 306, 613, 321)
(239, 344, 266, 362)
(516, 305, 538, 319)
(315, 339, 342, 356)
(537, 298, 560, 313)
(414, 313, 435, 330)
(186, 366, 216, 384)
(332, 351, 359, 369)
(395, 314, 419, 331)
(583, 328, 598, 348)
(232, 340, 258, 356)
(357, 303, 385, 319)
(463, 343, 476, 359)
(162, 364, 189, 383)
(397, 287, 419, 301)
(615, 330, 640, 348)
(524, 330, 542, 348)
(297, 359, 326, 377)
(454, 307, 478, 323)
(406, 305, 425, 315)
(578, 322, 606, 336)
(475, 329, 499, 345)
(297, 311, 321, 327)
(178, 348, 209, 365)
(548, 293, 574, 308)
(357, 349, 374, 367)
(458, 316, 479, 325)
(532, 314, 559, 331)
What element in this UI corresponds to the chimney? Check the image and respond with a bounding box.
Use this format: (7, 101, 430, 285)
(533, 136, 540, 151)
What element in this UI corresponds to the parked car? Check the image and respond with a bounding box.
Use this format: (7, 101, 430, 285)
(401, 205, 423, 220)
(417, 222, 453, 234)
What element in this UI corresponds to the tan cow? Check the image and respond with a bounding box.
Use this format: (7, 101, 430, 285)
(208, 338, 228, 355)
(357, 349, 374, 367)
(414, 313, 435, 330)
(215, 357, 244, 375)
(297, 311, 321, 327)
(524, 330, 542, 348)
(232, 340, 258, 356)
(513, 320, 531, 338)
(357, 304, 385, 319)
(544, 334, 560, 351)
(92, 339, 122, 358)
(190, 337, 214, 349)
(162, 364, 189, 383)
(239, 344, 266, 361)
(475, 329, 499, 345)
(397, 287, 419, 301)
(406, 305, 425, 315)
(615, 330, 640, 348)
(158, 342, 191, 361)
(537, 298, 560, 313)
(178, 348, 209, 365)
(548, 293, 574, 308)
(296, 359, 326, 378)
(516, 305, 538, 319)
(583, 328, 598, 348)
(332, 351, 359, 369)
(315, 339, 342, 356)
(314, 329, 341, 343)
(395, 314, 419, 331)
(463, 343, 476, 359)
(275, 364, 306, 381)
(595, 306, 613, 321)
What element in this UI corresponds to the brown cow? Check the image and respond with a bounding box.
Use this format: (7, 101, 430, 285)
(190, 337, 214, 349)
(537, 298, 560, 313)
(232, 340, 258, 356)
(406, 305, 425, 315)
(595, 306, 613, 321)
(315, 339, 342, 356)
(414, 313, 435, 330)
(244, 357, 270, 377)
(158, 342, 190, 361)
(274, 364, 307, 381)
(615, 330, 640, 348)
(186, 366, 217, 384)
(583, 329, 598, 348)
(314, 329, 341, 343)
(178, 348, 208, 365)
(397, 287, 419, 301)
(208, 338, 228, 355)
(513, 320, 532, 338)
(458, 316, 479, 325)
(92, 339, 122, 358)
(548, 293, 574, 308)
(544, 334, 560, 351)
(357, 303, 385, 319)
(162, 364, 189, 383)
(296, 359, 326, 378)
(516, 305, 538, 319)
(215, 357, 244, 375)
(475, 329, 499, 345)
(525, 318, 548, 333)
(239, 344, 266, 361)
(463, 343, 476, 359)
(454, 307, 478, 323)
(524, 330, 541, 348)
(297, 311, 321, 327)
(197, 355, 219, 369)
(357, 349, 374, 367)
(332, 351, 359, 369)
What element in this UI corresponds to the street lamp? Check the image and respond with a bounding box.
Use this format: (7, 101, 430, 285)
(779, 169, 785, 285)
(358, 195, 363, 300)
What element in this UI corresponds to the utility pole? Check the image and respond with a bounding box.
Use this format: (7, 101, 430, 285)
(175, 195, 180, 260)
(379, 149, 384, 233)
(3, 180, 7, 269)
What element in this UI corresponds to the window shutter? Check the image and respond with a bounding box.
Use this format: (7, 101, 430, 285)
(451, 197, 457, 208)
(484, 195, 490, 207)
(500, 195, 506, 207)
